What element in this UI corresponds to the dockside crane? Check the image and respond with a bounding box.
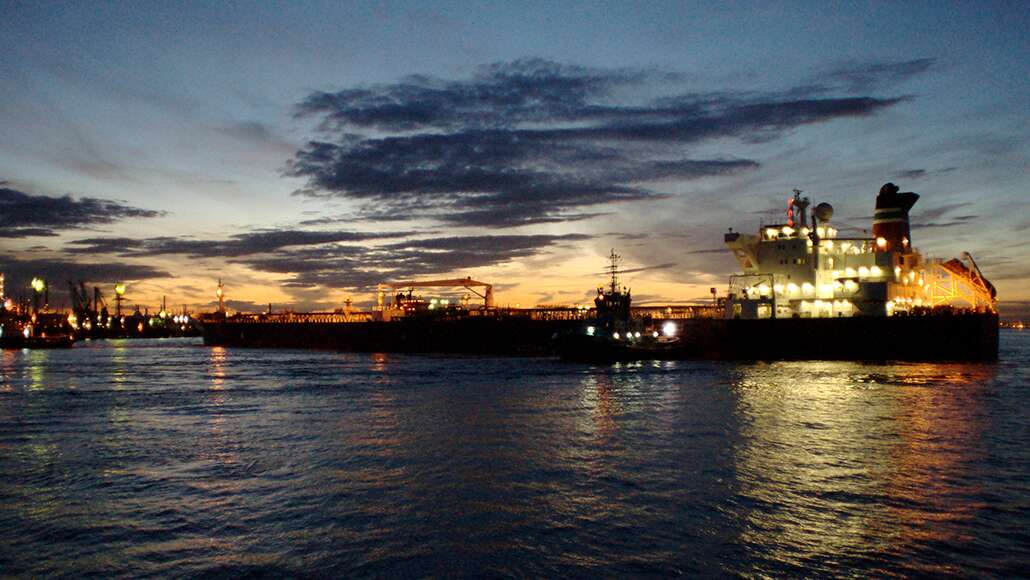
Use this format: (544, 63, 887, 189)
(376, 277, 495, 310)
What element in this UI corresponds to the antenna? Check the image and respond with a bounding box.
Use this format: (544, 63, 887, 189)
(608, 248, 622, 294)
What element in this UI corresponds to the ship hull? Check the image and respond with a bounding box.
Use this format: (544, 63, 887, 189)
(203, 312, 998, 362)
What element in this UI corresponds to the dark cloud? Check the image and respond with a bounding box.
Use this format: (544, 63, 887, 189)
(0, 184, 164, 238)
(824, 58, 936, 92)
(895, 169, 927, 180)
(289, 59, 904, 227)
(916, 201, 973, 221)
(66, 229, 411, 258)
(236, 233, 591, 290)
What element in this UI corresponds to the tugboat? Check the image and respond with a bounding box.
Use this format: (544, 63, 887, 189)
(554, 250, 685, 361)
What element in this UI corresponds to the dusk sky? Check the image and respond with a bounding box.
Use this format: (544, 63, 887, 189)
(2, 1, 1027, 316)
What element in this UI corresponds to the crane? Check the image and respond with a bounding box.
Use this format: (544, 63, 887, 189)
(376, 277, 494, 309)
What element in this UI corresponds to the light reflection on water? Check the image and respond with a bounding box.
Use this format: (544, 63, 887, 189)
(0, 334, 1027, 577)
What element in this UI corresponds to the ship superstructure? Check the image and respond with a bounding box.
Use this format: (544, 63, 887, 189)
(723, 183, 996, 319)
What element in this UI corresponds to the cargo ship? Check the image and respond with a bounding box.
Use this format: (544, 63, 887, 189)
(203, 182, 999, 361)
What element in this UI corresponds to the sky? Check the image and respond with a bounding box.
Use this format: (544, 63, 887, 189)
(1, 1, 1028, 317)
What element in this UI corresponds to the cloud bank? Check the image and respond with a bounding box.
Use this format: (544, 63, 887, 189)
(0, 183, 163, 238)
(287, 59, 905, 228)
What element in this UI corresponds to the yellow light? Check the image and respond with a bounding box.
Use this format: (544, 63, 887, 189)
(844, 280, 858, 292)
(781, 226, 795, 236)
(766, 228, 779, 239)
(801, 282, 814, 295)
(876, 237, 887, 249)
(114, 283, 126, 296)
(858, 266, 869, 277)
(773, 284, 784, 294)
(31, 277, 45, 293)
(845, 267, 856, 277)
(758, 284, 770, 295)
(870, 266, 882, 277)
(787, 283, 799, 295)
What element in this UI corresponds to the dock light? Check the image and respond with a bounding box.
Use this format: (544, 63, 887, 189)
(634, 332, 641, 338)
(876, 237, 887, 250)
(613, 332, 620, 340)
(653, 331, 659, 338)
(67, 313, 78, 328)
(586, 326, 595, 336)
(662, 321, 677, 337)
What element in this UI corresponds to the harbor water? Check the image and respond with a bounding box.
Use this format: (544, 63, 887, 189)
(1, 332, 1028, 577)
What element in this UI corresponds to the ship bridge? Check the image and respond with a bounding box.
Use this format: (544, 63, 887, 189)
(723, 185, 996, 319)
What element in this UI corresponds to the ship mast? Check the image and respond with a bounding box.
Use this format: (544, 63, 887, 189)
(607, 249, 621, 294)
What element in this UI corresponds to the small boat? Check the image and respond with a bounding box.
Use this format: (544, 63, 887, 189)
(554, 250, 687, 361)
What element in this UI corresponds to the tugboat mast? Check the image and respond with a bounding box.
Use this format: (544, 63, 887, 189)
(607, 249, 621, 295)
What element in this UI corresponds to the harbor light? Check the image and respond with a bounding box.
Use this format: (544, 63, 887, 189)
(876, 237, 887, 250)
(31, 277, 45, 293)
(652, 331, 659, 338)
(613, 332, 620, 340)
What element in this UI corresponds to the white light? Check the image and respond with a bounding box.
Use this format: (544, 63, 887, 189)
(858, 266, 869, 277)
(844, 280, 858, 292)
(586, 326, 595, 336)
(801, 282, 814, 295)
(787, 283, 799, 295)
(23, 327, 30, 338)
(876, 237, 887, 249)
(652, 331, 659, 338)
(634, 332, 641, 338)
(773, 284, 784, 294)
(782, 226, 795, 236)
(613, 332, 621, 340)
(662, 321, 677, 337)
(758, 284, 770, 295)
(766, 228, 778, 239)
(817, 226, 826, 238)
(845, 267, 856, 277)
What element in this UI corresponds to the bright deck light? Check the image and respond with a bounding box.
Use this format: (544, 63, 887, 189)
(662, 321, 676, 337)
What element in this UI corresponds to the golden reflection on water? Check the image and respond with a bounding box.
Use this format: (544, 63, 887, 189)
(731, 361, 994, 573)
(579, 371, 618, 443)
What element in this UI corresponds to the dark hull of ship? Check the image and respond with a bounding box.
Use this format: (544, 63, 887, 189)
(202, 312, 999, 362)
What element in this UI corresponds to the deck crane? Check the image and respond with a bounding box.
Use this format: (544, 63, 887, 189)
(376, 277, 494, 310)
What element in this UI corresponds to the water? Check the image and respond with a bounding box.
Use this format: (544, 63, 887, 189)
(1, 333, 1028, 577)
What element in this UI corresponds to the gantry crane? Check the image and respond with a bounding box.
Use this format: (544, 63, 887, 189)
(376, 277, 494, 310)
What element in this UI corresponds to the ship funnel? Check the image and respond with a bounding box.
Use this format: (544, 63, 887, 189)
(872, 182, 918, 253)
